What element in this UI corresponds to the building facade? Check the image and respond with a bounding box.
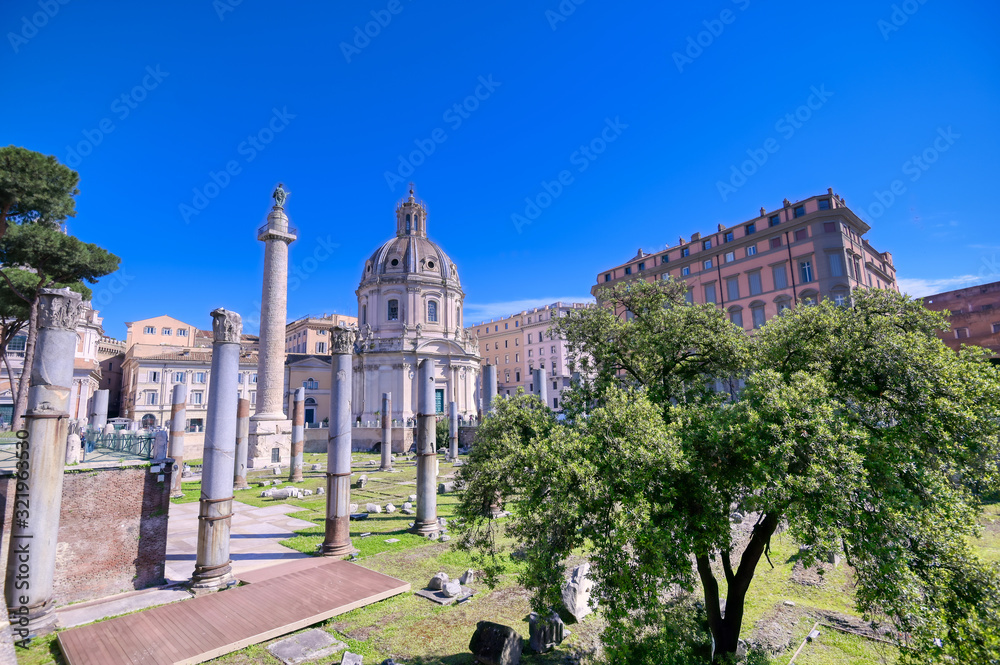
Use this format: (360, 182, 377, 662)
(353, 187, 480, 423)
(469, 301, 591, 410)
(120, 314, 259, 428)
(593, 190, 898, 327)
(922, 280, 1000, 361)
(97, 336, 126, 418)
(283, 353, 332, 426)
(285, 313, 357, 355)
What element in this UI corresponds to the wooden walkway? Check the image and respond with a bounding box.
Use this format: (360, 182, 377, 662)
(58, 558, 410, 665)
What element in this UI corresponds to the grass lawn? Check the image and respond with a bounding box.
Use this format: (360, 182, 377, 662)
(13, 454, 998, 664)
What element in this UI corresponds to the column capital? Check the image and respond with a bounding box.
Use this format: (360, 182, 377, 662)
(330, 324, 357, 355)
(211, 308, 243, 343)
(38, 288, 83, 331)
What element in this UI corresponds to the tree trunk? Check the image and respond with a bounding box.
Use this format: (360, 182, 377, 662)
(698, 512, 783, 660)
(12, 298, 39, 431)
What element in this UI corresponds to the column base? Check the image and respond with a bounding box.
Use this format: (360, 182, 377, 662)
(409, 520, 441, 537)
(189, 567, 236, 593)
(321, 516, 355, 557)
(13, 599, 58, 639)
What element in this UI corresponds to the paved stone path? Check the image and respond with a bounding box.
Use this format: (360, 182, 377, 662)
(165, 500, 313, 583)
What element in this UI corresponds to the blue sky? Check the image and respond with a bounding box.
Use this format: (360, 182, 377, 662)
(2, 0, 998, 338)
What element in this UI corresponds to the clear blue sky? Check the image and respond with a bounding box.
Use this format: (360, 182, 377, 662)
(2, 0, 998, 338)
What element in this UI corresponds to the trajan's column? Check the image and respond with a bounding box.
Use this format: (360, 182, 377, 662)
(249, 184, 297, 466)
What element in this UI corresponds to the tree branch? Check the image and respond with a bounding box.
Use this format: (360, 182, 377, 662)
(722, 549, 735, 585)
(0, 269, 28, 303)
(696, 553, 724, 644)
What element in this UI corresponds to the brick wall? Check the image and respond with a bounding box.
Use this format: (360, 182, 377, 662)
(0, 460, 173, 607)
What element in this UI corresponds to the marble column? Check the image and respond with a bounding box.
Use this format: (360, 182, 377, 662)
(191, 309, 241, 591)
(534, 367, 549, 407)
(321, 325, 357, 557)
(168, 384, 187, 498)
(4, 288, 82, 637)
(234, 398, 250, 490)
(253, 191, 297, 421)
(483, 364, 498, 415)
(379, 392, 392, 470)
(448, 401, 458, 460)
(88, 389, 109, 430)
(411, 359, 438, 536)
(289, 387, 304, 482)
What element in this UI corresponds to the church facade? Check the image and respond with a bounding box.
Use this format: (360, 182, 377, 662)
(351, 188, 481, 424)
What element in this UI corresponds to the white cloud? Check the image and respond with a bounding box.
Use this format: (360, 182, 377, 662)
(465, 296, 594, 324)
(897, 275, 992, 297)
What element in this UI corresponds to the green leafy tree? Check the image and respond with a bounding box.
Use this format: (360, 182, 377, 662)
(0, 145, 79, 238)
(455, 280, 1000, 663)
(0, 224, 118, 429)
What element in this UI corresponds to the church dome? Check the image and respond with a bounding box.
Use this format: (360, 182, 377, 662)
(360, 187, 460, 288)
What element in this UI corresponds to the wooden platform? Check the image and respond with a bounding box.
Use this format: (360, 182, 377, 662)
(57, 559, 410, 665)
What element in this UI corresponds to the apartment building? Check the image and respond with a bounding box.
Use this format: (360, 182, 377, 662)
(469, 302, 591, 410)
(97, 336, 126, 418)
(923, 280, 1000, 361)
(285, 313, 357, 355)
(593, 190, 898, 327)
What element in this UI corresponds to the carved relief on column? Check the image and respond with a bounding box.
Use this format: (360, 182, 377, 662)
(212, 308, 243, 342)
(38, 287, 84, 331)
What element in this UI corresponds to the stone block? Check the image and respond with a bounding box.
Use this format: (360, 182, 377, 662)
(408, 494, 417, 502)
(384, 503, 396, 513)
(442, 581, 462, 597)
(341, 652, 364, 665)
(357, 475, 368, 489)
(429, 572, 449, 590)
(317, 487, 325, 495)
(438, 482, 455, 494)
(460, 569, 476, 585)
(401, 508, 415, 515)
(273, 467, 282, 475)
(402, 502, 412, 510)
(469, 621, 523, 665)
(528, 612, 565, 653)
(439, 534, 451, 542)
(561, 563, 595, 622)
(266, 628, 346, 665)
(350, 503, 358, 513)
(365, 503, 382, 514)
(302, 489, 313, 496)
(311, 463, 322, 471)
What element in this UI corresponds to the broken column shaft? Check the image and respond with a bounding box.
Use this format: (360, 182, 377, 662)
(191, 308, 241, 591)
(289, 387, 304, 482)
(234, 398, 250, 490)
(411, 359, 438, 536)
(4, 288, 83, 637)
(321, 326, 356, 557)
(168, 384, 187, 498)
(379, 392, 392, 471)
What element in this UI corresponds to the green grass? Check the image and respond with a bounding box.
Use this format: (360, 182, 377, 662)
(775, 625, 899, 665)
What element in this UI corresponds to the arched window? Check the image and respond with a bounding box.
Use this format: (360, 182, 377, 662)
(427, 300, 438, 323)
(303, 377, 318, 390)
(141, 414, 156, 428)
(456, 304, 461, 326)
(387, 299, 399, 321)
(361, 304, 367, 325)
(728, 306, 744, 329)
(750, 301, 767, 329)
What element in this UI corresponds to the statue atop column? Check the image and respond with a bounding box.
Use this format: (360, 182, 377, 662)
(272, 183, 289, 208)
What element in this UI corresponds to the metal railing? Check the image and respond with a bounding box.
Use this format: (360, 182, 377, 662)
(83, 429, 155, 460)
(257, 221, 298, 237)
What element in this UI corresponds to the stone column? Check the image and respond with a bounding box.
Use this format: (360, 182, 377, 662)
(448, 401, 458, 460)
(321, 325, 357, 557)
(411, 359, 438, 536)
(168, 384, 187, 498)
(234, 398, 250, 490)
(289, 387, 304, 482)
(483, 364, 498, 415)
(4, 288, 82, 637)
(253, 198, 296, 421)
(88, 389, 109, 430)
(191, 309, 241, 591)
(534, 367, 549, 408)
(379, 392, 392, 470)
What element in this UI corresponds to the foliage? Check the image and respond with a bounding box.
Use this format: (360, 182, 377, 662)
(435, 417, 449, 449)
(0, 145, 79, 237)
(454, 279, 1000, 663)
(0, 222, 119, 289)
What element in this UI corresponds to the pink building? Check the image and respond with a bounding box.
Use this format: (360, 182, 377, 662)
(592, 190, 898, 326)
(469, 302, 591, 410)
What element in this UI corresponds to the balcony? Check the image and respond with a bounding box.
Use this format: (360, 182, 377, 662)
(257, 220, 298, 241)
